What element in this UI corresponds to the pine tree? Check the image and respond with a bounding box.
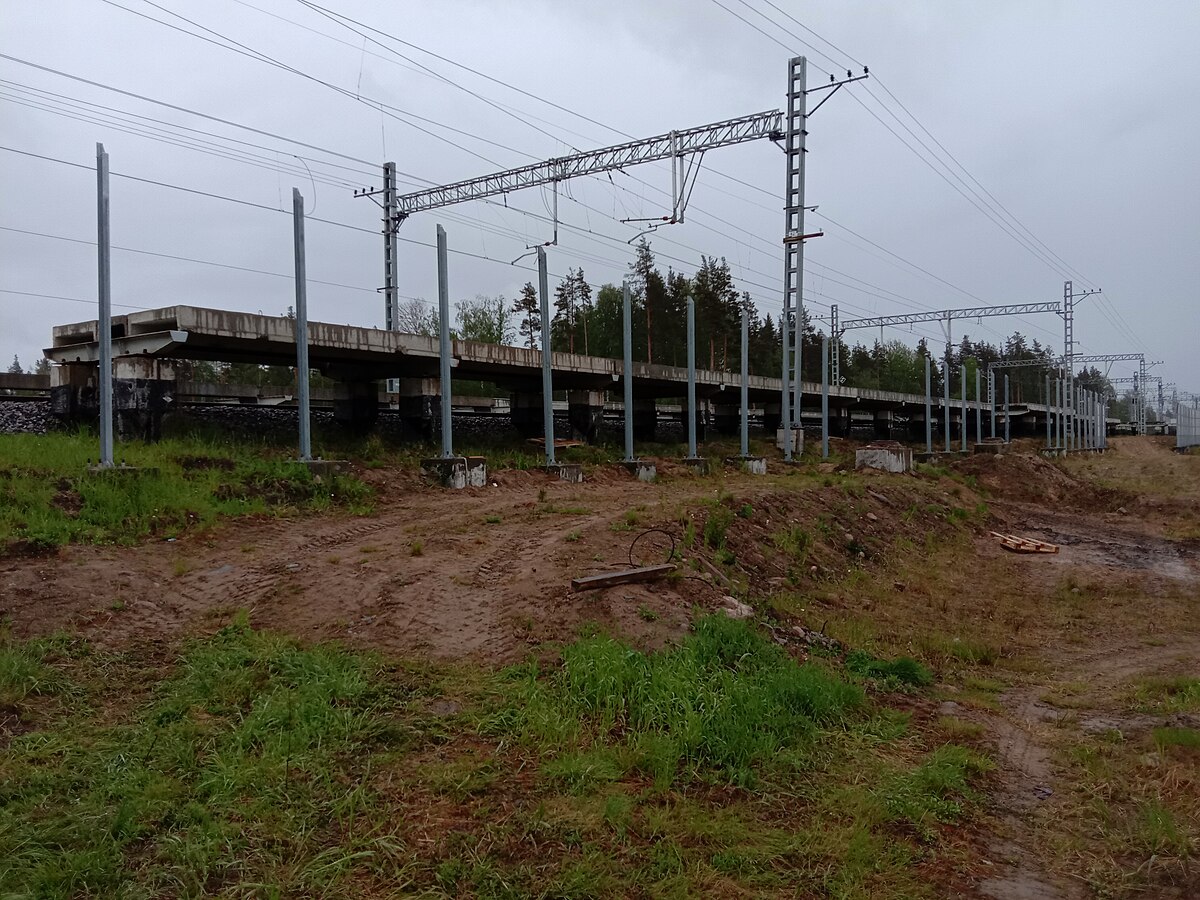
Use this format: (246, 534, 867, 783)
(7, 355, 23, 375)
(512, 282, 541, 349)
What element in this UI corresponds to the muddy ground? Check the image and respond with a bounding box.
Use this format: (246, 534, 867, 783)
(1, 436, 1197, 898)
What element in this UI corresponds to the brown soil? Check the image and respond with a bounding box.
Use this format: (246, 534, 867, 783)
(2, 436, 1197, 898)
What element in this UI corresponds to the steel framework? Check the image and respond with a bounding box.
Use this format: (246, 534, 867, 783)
(387, 111, 783, 219)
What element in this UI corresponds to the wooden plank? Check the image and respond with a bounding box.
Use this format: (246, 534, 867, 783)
(989, 531, 1059, 554)
(571, 564, 676, 592)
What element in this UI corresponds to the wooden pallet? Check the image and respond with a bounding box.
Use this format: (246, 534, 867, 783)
(990, 531, 1059, 554)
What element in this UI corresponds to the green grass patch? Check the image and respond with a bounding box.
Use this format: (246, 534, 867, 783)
(845, 649, 934, 688)
(0, 432, 372, 551)
(489, 614, 864, 788)
(0, 616, 409, 898)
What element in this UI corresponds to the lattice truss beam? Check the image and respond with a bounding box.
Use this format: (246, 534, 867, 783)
(392, 111, 784, 218)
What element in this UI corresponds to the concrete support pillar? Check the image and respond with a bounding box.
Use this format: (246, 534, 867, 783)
(873, 409, 893, 439)
(50, 358, 175, 441)
(712, 403, 740, 435)
(831, 408, 852, 437)
(397, 376, 439, 441)
(632, 399, 658, 442)
(509, 390, 542, 438)
(567, 390, 605, 443)
(761, 403, 782, 433)
(333, 380, 378, 434)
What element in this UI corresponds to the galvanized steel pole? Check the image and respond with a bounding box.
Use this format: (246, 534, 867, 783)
(989, 370, 997, 438)
(740, 302, 749, 458)
(924, 354, 932, 454)
(1045, 375, 1052, 448)
(943, 361, 951, 452)
(782, 303, 792, 460)
(537, 246, 555, 466)
(975, 366, 982, 444)
(961, 365, 967, 452)
(622, 281, 634, 462)
(292, 189, 312, 461)
(686, 296, 698, 459)
(821, 335, 829, 459)
(1004, 375, 1010, 443)
(95, 143, 113, 467)
(437, 224, 453, 459)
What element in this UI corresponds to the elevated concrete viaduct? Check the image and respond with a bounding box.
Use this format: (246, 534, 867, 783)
(44, 305, 1074, 445)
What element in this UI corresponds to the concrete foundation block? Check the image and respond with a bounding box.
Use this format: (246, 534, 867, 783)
(681, 457, 711, 475)
(855, 441, 913, 474)
(298, 459, 349, 478)
(973, 439, 1007, 455)
(421, 455, 487, 489)
(776, 427, 803, 455)
(85, 464, 156, 477)
(620, 459, 657, 482)
(726, 455, 767, 475)
(546, 463, 583, 483)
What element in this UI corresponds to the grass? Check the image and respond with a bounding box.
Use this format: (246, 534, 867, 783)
(0, 431, 372, 551)
(490, 615, 867, 789)
(0, 612, 991, 897)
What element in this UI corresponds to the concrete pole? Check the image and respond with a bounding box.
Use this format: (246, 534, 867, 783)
(791, 57, 808, 432)
(821, 334, 829, 459)
(686, 296, 698, 459)
(961, 365, 967, 452)
(924, 354, 932, 454)
(292, 189, 312, 462)
(96, 143, 113, 467)
(740, 301, 749, 458)
(1003, 375, 1010, 443)
(975, 366, 982, 444)
(943, 361, 951, 452)
(537, 246, 554, 466)
(622, 280, 634, 462)
(437, 224, 453, 459)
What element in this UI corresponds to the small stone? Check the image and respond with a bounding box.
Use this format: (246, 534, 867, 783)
(844, 532, 855, 543)
(719, 595, 754, 619)
(1116, 506, 1128, 515)
(866, 512, 879, 522)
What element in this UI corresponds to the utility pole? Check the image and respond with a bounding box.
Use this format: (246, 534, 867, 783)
(1058, 279, 1101, 444)
(830, 303, 840, 390)
(354, 162, 402, 394)
(95, 142, 113, 468)
(781, 58, 867, 455)
(292, 189, 311, 462)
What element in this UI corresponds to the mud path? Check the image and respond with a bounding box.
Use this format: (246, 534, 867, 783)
(0, 469, 720, 660)
(972, 493, 1200, 900)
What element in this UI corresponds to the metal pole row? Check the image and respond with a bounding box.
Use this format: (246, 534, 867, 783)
(96, 143, 114, 468)
(1003, 375, 1010, 443)
(686, 296, 698, 460)
(924, 354, 932, 454)
(821, 335, 829, 458)
(622, 281, 635, 462)
(292, 188, 312, 462)
(741, 303, 750, 459)
(437, 225, 454, 459)
(537, 246, 555, 466)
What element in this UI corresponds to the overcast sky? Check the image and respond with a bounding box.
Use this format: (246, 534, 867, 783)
(2, 0, 1197, 393)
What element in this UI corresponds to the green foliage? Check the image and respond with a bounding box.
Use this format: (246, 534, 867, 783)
(772, 525, 813, 565)
(491, 615, 864, 788)
(0, 432, 372, 551)
(702, 506, 734, 550)
(455, 294, 514, 344)
(879, 744, 991, 839)
(845, 650, 934, 688)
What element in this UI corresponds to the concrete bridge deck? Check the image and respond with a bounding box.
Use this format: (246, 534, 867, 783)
(43, 305, 1092, 442)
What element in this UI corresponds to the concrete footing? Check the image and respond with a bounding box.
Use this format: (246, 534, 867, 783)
(681, 457, 710, 475)
(974, 438, 1007, 455)
(86, 463, 154, 476)
(546, 463, 583, 483)
(620, 459, 657, 482)
(421, 456, 487, 489)
(726, 455, 767, 475)
(776, 427, 803, 455)
(855, 442, 913, 473)
(298, 459, 349, 478)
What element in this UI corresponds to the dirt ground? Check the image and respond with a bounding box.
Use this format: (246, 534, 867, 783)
(1, 436, 1197, 898)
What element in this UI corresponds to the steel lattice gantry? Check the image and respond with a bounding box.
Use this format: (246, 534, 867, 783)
(390, 111, 784, 219)
(837, 302, 1062, 333)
